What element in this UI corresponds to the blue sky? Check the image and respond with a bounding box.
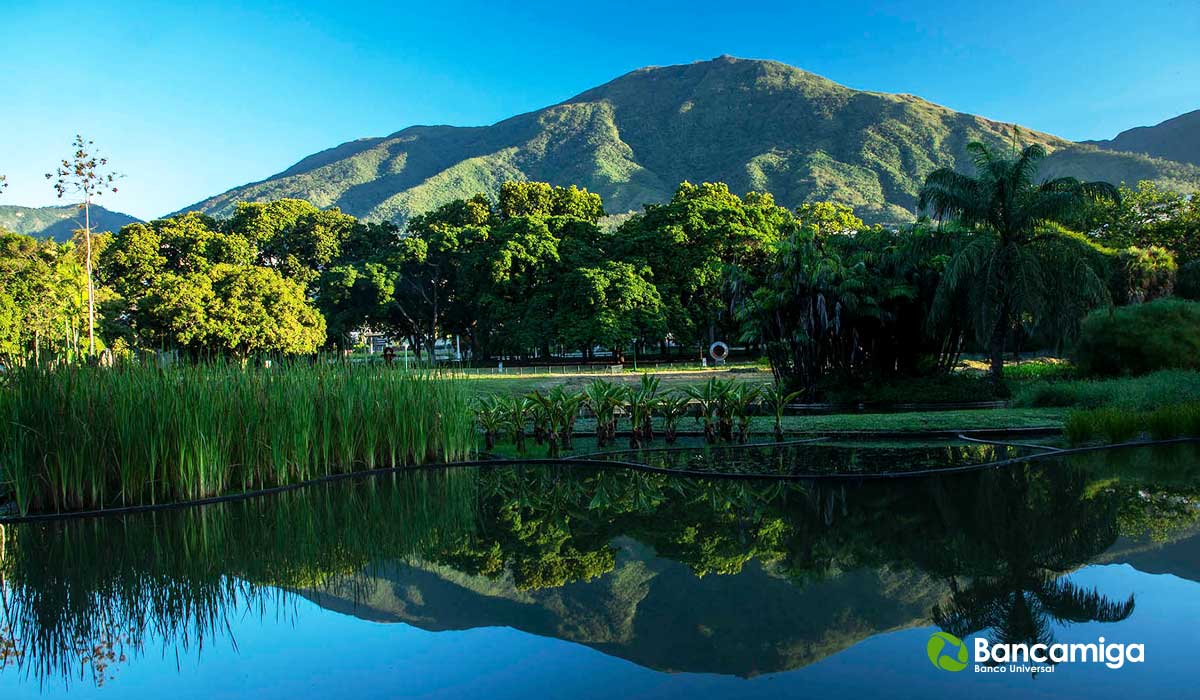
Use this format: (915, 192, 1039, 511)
(1, 0, 1197, 219)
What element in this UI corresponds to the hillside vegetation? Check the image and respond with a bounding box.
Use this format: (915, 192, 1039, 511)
(184, 56, 1200, 225)
(0, 204, 140, 241)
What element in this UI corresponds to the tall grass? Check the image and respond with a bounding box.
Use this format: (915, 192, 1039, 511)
(0, 362, 476, 515)
(1063, 402, 1200, 445)
(1014, 370, 1200, 411)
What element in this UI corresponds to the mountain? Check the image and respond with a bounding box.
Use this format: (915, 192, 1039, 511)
(0, 204, 141, 242)
(1085, 109, 1200, 167)
(184, 56, 1200, 225)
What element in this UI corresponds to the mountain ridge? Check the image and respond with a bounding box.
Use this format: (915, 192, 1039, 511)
(181, 56, 1200, 225)
(0, 203, 142, 242)
(1084, 109, 1200, 167)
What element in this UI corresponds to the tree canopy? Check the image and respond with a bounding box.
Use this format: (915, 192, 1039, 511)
(1, 170, 1185, 386)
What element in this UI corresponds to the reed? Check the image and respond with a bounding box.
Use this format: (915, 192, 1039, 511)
(1063, 402, 1200, 445)
(0, 361, 476, 515)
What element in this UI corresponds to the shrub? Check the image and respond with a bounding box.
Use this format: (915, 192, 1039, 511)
(819, 373, 996, 405)
(1001, 358, 1076, 382)
(1111, 246, 1176, 304)
(1072, 299, 1200, 376)
(1177, 261, 1200, 301)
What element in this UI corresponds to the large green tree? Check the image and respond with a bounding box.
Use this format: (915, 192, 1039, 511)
(157, 265, 325, 357)
(616, 183, 790, 354)
(918, 142, 1119, 387)
(100, 211, 329, 356)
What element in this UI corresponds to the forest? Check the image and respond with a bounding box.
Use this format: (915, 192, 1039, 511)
(1, 142, 1198, 394)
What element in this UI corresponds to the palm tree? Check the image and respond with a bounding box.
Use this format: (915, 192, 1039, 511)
(918, 140, 1118, 388)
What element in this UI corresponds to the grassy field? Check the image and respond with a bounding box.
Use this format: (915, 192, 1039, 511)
(775, 408, 1065, 433)
(457, 365, 771, 397)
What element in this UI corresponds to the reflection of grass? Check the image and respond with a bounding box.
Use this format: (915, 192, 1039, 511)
(0, 470, 479, 686)
(487, 409, 1065, 458)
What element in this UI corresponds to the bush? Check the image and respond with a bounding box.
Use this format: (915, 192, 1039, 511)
(1001, 358, 1076, 382)
(1073, 299, 1200, 376)
(820, 373, 995, 405)
(1111, 246, 1176, 304)
(1177, 261, 1200, 300)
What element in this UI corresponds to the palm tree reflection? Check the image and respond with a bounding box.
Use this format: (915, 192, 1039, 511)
(928, 466, 1135, 656)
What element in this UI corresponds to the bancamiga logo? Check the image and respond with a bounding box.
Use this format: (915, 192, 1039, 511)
(927, 632, 969, 672)
(926, 632, 1145, 673)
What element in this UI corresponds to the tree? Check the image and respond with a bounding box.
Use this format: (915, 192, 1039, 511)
(46, 135, 120, 357)
(100, 211, 328, 356)
(149, 265, 325, 357)
(226, 199, 358, 290)
(0, 232, 94, 362)
(918, 141, 1119, 388)
(555, 261, 662, 357)
(397, 196, 492, 356)
(315, 261, 397, 348)
(1084, 181, 1200, 263)
(463, 214, 562, 356)
(617, 183, 788, 354)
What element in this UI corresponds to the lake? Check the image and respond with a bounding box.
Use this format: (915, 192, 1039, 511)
(2, 441, 1198, 699)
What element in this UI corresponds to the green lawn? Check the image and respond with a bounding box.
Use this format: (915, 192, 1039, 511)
(776, 408, 1065, 433)
(458, 366, 771, 397)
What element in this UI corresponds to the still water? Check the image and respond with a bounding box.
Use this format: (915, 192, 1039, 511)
(1, 442, 1198, 699)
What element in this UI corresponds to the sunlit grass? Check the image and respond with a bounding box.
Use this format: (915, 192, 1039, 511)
(0, 362, 476, 515)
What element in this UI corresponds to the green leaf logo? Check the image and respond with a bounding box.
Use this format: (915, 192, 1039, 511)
(927, 631, 969, 672)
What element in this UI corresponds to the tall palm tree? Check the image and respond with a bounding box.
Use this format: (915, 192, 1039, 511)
(918, 141, 1118, 388)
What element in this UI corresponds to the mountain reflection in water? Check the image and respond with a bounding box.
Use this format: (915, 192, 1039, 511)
(1, 442, 1198, 692)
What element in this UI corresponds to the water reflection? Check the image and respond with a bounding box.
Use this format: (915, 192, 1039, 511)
(1, 443, 1198, 689)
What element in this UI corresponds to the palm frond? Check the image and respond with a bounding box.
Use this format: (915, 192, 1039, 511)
(918, 169, 983, 221)
(1037, 578, 1136, 625)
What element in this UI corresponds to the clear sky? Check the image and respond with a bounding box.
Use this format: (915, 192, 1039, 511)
(1, 0, 1197, 219)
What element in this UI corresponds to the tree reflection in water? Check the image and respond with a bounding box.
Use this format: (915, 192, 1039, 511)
(927, 466, 1135, 654)
(0, 444, 1196, 686)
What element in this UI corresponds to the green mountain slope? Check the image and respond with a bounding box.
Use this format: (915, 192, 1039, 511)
(1084, 109, 1200, 167)
(0, 203, 141, 241)
(184, 56, 1200, 224)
